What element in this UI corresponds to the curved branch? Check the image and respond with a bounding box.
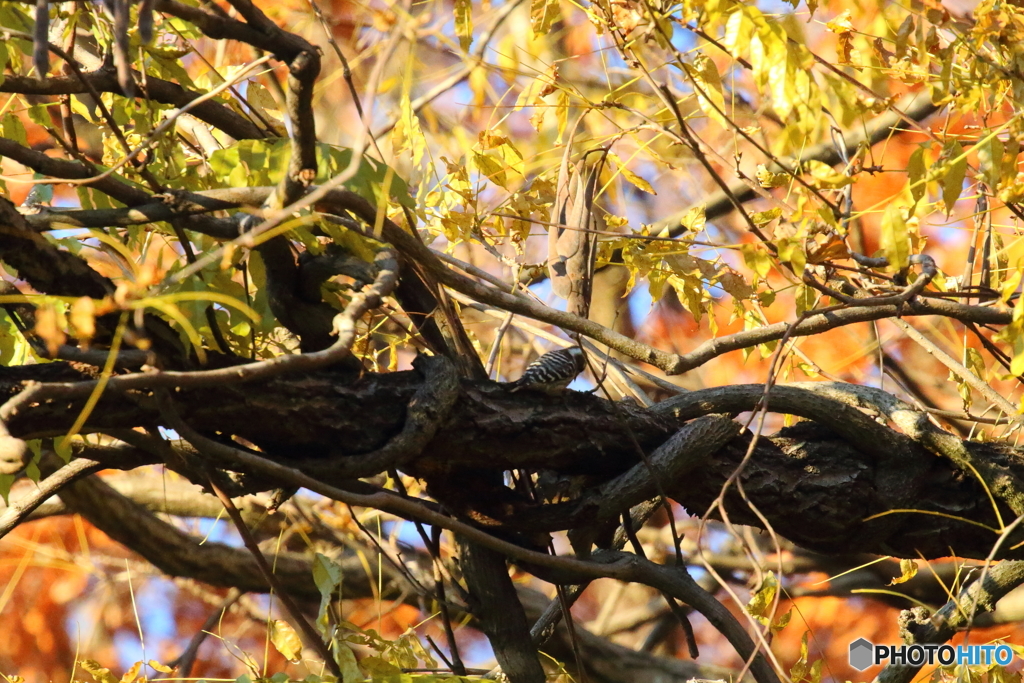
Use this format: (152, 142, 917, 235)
(296, 354, 460, 478)
(0, 69, 267, 140)
(0, 138, 151, 207)
(0, 455, 102, 538)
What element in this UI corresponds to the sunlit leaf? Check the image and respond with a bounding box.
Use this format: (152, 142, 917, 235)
(889, 558, 919, 585)
(938, 141, 966, 215)
(880, 204, 911, 272)
(455, 0, 473, 51)
(803, 160, 852, 189)
(746, 571, 779, 624)
(80, 660, 118, 683)
(531, 0, 560, 37)
(756, 165, 789, 188)
(684, 54, 727, 128)
(269, 620, 303, 662)
(147, 661, 172, 674)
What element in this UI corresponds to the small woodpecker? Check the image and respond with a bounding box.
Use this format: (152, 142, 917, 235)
(508, 346, 586, 394)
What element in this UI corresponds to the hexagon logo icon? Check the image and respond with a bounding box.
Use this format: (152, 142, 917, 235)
(849, 638, 874, 671)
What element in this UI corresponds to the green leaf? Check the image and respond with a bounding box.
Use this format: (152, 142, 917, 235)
(794, 283, 816, 315)
(24, 454, 39, 483)
(938, 141, 965, 215)
(0, 473, 14, 506)
(26, 103, 51, 128)
(776, 236, 806, 276)
(334, 642, 362, 682)
(313, 552, 343, 635)
(879, 204, 910, 271)
(977, 135, 1005, 191)
(2, 113, 26, 147)
(207, 140, 412, 207)
(0, 41, 8, 88)
(53, 438, 72, 464)
(742, 244, 772, 278)
(906, 146, 927, 205)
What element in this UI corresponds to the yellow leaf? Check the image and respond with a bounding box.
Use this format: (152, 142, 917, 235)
(473, 152, 508, 189)
(803, 160, 852, 188)
(70, 297, 96, 343)
(245, 83, 287, 136)
(270, 619, 303, 662)
(478, 130, 508, 149)
(768, 50, 792, 118)
(756, 164, 789, 188)
(609, 153, 656, 194)
(790, 632, 810, 681)
(34, 304, 66, 357)
(530, 0, 560, 37)
(825, 10, 854, 34)
(751, 207, 782, 227)
(468, 66, 487, 108)
(794, 283, 816, 314)
(79, 660, 118, 683)
(978, 135, 1005, 190)
(746, 572, 778, 624)
(555, 91, 570, 144)
(454, 0, 472, 50)
(120, 662, 141, 683)
(146, 661, 172, 674)
(685, 54, 727, 128)
(680, 204, 706, 232)
(889, 558, 919, 585)
(723, 9, 753, 58)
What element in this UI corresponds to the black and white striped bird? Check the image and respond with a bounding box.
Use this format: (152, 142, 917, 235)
(508, 347, 586, 394)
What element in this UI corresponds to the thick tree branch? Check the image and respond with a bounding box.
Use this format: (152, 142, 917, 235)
(0, 455, 102, 537)
(0, 69, 267, 140)
(458, 538, 546, 683)
(0, 137, 150, 206)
